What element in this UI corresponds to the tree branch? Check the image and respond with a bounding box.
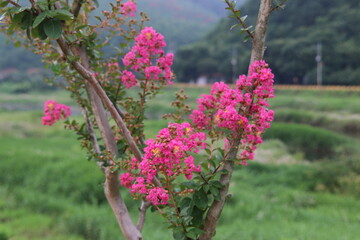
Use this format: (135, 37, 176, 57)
(71, 0, 83, 18)
(137, 201, 151, 231)
(271, 0, 287, 12)
(57, 37, 143, 162)
(248, 0, 272, 68)
(73, 45, 142, 240)
(200, 1, 273, 239)
(6, 0, 20, 7)
(56, 37, 162, 187)
(225, 0, 254, 39)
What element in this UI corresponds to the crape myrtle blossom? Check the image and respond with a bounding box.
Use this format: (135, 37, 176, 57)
(190, 60, 275, 165)
(121, 70, 137, 88)
(120, 122, 206, 205)
(121, 1, 137, 17)
(122, 27, 174, 87)
(41, 100, 71, 126)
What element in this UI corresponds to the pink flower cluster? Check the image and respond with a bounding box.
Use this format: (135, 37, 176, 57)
(120, 122, 206, 205)
(121, 70, 137, 89)
(190, 60, 275, 164)
(122, 27, 174, 87)
(41, 100, 71, 126)
(122, 1, 137, 17)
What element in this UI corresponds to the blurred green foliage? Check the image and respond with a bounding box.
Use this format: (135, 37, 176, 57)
(175, 0, 360, 85)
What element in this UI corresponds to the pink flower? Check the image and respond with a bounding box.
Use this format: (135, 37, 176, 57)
(145, 66, 162, 80)
(121, 27, 174, 85)
(121, 122, 206, 205)
(146, 187, 169, 205)
(41, 100, 71, 126)
(190, 60, 275, 163)
(122, 1, 137, 17)
(120, 173, 134, 188)
(121, 70, 137, 88)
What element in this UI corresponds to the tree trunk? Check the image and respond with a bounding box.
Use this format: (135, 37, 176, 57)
(59, 42, 143, 240)
(199, 1, 272, 239)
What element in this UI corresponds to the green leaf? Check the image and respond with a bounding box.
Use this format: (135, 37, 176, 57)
(94, 16, 102, 22)
(37, 22, 48, 40)
(173, 229, 186, 240)
(210, 180, 223, 189)
(0, 1, 9, 7)
(43, 18, 62, 39)
(13, 41, 21, 48)
(12, 11, 25, 25)
(210, 187, 221, 201)
(36, 0, 49, 10)
(219, 169, 229, 175)
(230, 23, 240, 31)
(240, 15, 248, 22)
(243, 34, 252, 43)
(20, 11, 33, 29)
(51, 63, 61, 75)
(181, 181, 199, 189)
(10, 6, 29, 14)
(26, 27, 32, 40)
(193, 188, 208, 210)
(186, 227, 205, 239)
(180, 197, 192, 210)
(49, 9, 73, 20)
(33, 11, 49, 28)
(191, 206, 204, 226)
(31, 26, 39, 38)
(0, 13, 6, 22)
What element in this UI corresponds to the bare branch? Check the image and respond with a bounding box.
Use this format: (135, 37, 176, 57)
(82, 106, 110, 173)
(82, 106, 101, 153)
(248, 0, 272, 67)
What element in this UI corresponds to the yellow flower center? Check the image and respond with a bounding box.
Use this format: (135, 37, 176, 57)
(174, 145, 180, 152)
(146, 32, 152, 40)
(47, 103, 54, 110)
(152, 148, 161, 156)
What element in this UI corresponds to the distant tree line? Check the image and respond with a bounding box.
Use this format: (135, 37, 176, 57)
(174, 0, 360, 85)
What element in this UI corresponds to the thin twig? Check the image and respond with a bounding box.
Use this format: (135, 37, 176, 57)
(271, 0, 287, 12)
(6, 0, 20, 7)
(225, 0, 254, 39)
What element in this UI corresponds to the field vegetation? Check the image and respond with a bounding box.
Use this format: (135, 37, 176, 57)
(1, 86, 360, 240)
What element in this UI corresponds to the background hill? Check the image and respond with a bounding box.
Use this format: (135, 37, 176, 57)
(174, 0, 360, 85)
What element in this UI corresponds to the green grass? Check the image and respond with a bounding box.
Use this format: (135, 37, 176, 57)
(274, 109, 360, 137)
(1, 88, 360, 239)
(264, 122, 359, 160)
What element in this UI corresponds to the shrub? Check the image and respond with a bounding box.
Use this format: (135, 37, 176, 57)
(263, 123, 354, 160)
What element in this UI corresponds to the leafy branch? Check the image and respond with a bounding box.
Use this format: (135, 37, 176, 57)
(271, 0, 287, 12)
(225, 0, 254, 40)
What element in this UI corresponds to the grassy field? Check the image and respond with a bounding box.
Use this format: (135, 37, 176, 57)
(1, 86, 360, 240)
